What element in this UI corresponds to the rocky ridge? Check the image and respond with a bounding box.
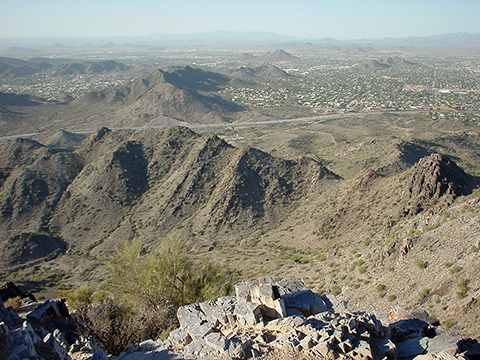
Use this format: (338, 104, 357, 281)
(117, 277, 480, 360)
(3, 277, 478, 360)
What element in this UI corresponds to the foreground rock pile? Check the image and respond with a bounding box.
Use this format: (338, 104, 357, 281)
(0, 283, 105, 360)
(117, 277, 480, 360)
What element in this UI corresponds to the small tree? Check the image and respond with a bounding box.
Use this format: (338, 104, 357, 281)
(74, 234, 229, 355)
(106, 235, 228, 309)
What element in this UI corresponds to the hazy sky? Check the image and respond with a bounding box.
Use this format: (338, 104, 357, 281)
(1, 0, 479, 40)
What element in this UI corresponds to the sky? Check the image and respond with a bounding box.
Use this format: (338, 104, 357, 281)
(1, 0, 480, 40)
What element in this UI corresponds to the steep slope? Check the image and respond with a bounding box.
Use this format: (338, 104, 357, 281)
(0, 139, 82, 258)
(0, 126, 340, 256)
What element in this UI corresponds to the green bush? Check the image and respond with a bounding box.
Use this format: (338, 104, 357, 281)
(331, 285, 341, 296)
(106, 235, 230, 309)
(387, 294, 397, 302)
(418, 288, 430, 299)
(457, 278, 469, 299)
(73, 234, 230, 356)
(417, 260, 428, 269)
(449, 265, 462, 274)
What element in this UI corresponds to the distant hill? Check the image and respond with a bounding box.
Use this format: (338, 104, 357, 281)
(257, 49, 298, 62)
(71, 66, 246, 126)
(229, 64, 293, 80)
(0, 57, 52, 78)
(49, 60, 129, 76)
(234, 53, 258, 61)
(354, 56, 418, 69)
(0, 91, 45, 106)
(0, 57, 130, 78)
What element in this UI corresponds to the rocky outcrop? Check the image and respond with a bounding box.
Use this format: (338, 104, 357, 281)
(402, 154, 471, 215)
(0, 287, 105, 360)
(116, 277, 480, 360)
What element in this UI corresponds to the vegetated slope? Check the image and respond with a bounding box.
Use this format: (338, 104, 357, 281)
(253, 150, 480, 338)
(67, 66, 246, 127)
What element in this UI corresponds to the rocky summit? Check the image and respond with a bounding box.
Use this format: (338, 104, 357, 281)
(112, 277, 479, 360)
(1, 276, 480, 359)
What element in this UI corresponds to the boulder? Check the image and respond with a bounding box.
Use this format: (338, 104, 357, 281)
(233, 302, 262, 327)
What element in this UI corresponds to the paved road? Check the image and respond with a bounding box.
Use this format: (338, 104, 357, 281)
(0, 110, 426, 142)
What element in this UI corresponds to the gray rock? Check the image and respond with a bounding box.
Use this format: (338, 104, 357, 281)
(44, 331, 68, 360)
(205, 332, 229, 352)
(235, 281, 252, 303)
(265, 315, 307, 332)
(186, 322, 215, 341)
(0, 321, 9, 338)
(396, 336, 428, 358)
(233, 302, 262, 326)
(351, 340, 373, 359)
(311, 341, 331, 357)
(282, 290, 328, 317)
(227, 338, 250, 358)
(184, 339, 205, 357)
(357, 313, 385, 338)
(177, 303, 207, 328)
(271, 330, 301, 351)
(321, 294, 349, 313)
(299, 335, 316, 350)
(169, 327, 193, 346)
(337, 338, 354, 354)
(27, 300, 61, 322)
(276, 278, 309, 296)
(199, 297, 236, 326)
(426, 331, 462, 353)
(88, 349, 109, 360)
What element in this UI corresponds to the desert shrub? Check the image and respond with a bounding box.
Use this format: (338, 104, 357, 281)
(376, 284, 386, 292)
(331, 285, 341, 296)
(449, 265, 462, 274)
(419, 288, 430, 299)
(387, 294, 397, 302)
(106, 235, 230, 309)
(457, 278, 470, 299)
(4, 296, 22, 312)
(417, 260, 428, 269)
(443, 319, 455, 329)
(74, 300, 176, 356)
(72, 235, 230, 355)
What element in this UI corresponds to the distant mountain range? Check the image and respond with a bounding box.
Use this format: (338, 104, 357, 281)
(0, 31, 479, 49)
(354, 56, 420, 70)
(0, 57, 129, 78)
